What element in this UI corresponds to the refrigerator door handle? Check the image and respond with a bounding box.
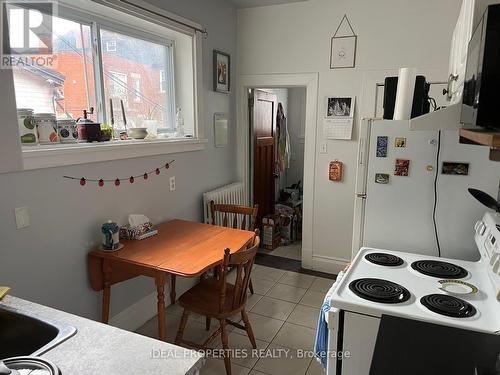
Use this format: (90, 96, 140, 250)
(358, 138, 365, 165)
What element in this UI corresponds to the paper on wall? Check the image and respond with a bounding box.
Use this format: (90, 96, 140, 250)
(323, 118, 353, 140)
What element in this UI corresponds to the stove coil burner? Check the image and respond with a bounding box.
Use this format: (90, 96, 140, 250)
(349, 278, 411, 304)
(421, 294, 477, 318)
(365, 253, 404, 267)
(411, 260, 468, 279)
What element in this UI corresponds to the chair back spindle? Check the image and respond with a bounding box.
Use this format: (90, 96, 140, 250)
(210, 201, 258, 231)
(219, 237, 260, 312)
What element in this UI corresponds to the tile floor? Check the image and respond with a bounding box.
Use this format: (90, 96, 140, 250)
(136, 264, 335, 375)
(260, 241, 302, 261)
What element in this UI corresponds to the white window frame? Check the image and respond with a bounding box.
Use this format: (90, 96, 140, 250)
(14, 2, 205, 170)
(95, 17, 176, 128)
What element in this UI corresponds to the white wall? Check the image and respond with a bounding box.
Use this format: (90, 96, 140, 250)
(0, 0, 238, 322)
(238, 0, 461, 269)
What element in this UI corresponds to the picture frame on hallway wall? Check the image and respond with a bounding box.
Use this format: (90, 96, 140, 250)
(330, 14, 357, 69)
(213, 50, 231, 94)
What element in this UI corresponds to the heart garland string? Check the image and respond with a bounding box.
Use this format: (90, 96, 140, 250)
(63, 160, 175, 187)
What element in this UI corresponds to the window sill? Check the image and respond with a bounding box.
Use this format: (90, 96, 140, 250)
(22, 138, 207, 170)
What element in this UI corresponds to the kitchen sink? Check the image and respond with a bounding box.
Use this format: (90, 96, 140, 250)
(0, 305, 76, 359)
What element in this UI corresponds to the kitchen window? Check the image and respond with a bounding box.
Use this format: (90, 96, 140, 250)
(101, 28, 175, 134)
(8, 1, 203, 169)
(12, 16, 96, 120)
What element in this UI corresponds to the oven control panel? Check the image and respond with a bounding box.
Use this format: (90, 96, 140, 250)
(475, 213, 500, 260)
(475, 212, 500, 302)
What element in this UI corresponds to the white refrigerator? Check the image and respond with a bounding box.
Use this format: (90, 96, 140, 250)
(355, 119, 499, 261)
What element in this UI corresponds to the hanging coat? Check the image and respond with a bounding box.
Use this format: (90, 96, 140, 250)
(277, 103, 290, 171)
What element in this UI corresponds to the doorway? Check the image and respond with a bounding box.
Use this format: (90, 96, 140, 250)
(237, 73, 319, 270)
(249, 87, 307, 263)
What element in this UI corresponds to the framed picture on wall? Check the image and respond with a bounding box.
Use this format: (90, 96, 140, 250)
(330, 35, 357, 69)
(326, 96, 355, 117)
(330, 14, 357, 69)
(213, 50, 231, 94)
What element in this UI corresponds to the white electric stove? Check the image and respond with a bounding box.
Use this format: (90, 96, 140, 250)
(325, 211, 500, 375)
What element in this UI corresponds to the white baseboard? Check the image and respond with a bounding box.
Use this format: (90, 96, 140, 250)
(109, 277, 198, 332)
(312, 255, 349, 275)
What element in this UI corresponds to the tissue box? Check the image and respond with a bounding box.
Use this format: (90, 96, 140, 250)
(120, 221, 153, 240)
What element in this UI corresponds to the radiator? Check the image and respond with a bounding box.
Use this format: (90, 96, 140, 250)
(203, 182, 246, 224)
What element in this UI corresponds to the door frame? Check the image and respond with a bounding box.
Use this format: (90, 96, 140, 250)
(237, 73, 319, 269)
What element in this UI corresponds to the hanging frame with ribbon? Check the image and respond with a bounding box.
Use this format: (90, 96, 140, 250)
(330, 14, 357, 69)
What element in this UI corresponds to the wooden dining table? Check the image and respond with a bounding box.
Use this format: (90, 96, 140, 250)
(88, 219, 255, 341)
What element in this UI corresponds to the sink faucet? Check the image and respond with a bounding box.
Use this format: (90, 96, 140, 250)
(0, 287, 10, 301)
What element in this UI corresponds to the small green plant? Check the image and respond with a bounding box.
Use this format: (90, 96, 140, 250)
(100, 123, 113, 140)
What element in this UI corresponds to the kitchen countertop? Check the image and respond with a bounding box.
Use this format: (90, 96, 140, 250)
(1, 295, 204, 374)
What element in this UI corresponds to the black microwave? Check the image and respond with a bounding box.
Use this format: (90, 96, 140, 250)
(461, 4, 500, 129)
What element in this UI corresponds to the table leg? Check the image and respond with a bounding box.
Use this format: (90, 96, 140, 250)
(170, 274, 176, 305)
(102, 261, 112, 324)
(155, 273, 166, 341)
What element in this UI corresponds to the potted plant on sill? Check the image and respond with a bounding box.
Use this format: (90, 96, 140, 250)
(100, 123, 113, 142)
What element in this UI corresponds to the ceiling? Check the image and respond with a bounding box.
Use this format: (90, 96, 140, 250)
(228, 0, 308, 9)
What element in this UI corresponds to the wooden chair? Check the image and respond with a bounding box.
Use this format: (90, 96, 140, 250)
(175, 236, 260, 375)
(210, 200, 258, 294)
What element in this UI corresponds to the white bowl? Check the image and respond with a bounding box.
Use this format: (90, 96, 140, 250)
(128, 127, 148, 139)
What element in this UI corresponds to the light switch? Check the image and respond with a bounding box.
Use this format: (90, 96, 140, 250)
(15, 207, 30, 229)
(320, 142, 328, 154)
(169, 176, 176, 191)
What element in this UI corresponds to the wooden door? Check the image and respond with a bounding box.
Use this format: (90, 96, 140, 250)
(250, 90, 278, 226)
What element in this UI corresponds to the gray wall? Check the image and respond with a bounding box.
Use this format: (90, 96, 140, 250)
(0, 0, 238, 320)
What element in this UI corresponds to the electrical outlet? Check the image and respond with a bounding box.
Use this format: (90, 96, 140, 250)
(169, 176, 176, 191)
(14, 207, 30, 229)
